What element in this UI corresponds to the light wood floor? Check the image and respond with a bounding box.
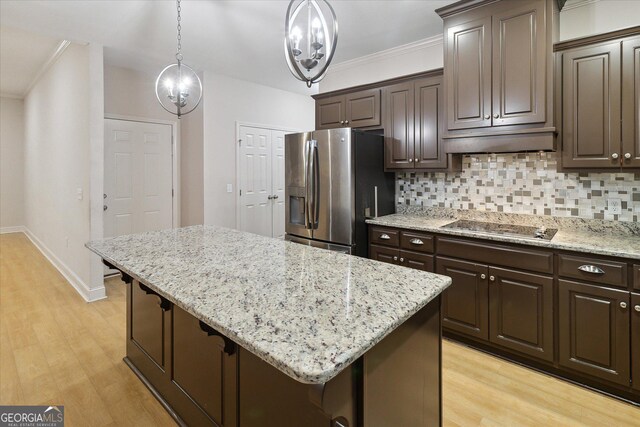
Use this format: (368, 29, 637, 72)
(1, 232, 638, 426)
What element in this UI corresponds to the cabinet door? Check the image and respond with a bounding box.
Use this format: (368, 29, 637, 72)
(316, 95, 345, 129)
(369, 244, 399, 265)
(558, 280, 630, 386)
(437, 257, 489, 340)
(346, 88, 381, 128)
(562, 42, 622, 168)
(173, 306, 237, 427)
(399, 250, 434, 272)
(489, 267, 554, 362)
(131, 281, 166, 368)
(622, 36, 640, 168)
(492, 0, 546, 126)
(383, 82, 414, 169)
(445, 17, 492, 130)
(414, 76, 447, 169)
(632, 293, 640, 392)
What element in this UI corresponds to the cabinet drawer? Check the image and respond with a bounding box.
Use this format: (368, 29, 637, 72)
(400, 231, 434, 253)
(437, 238, 553, 274)
(369, 244, 399, 265)
(558, 255, 627, 288)
(634, 265, 640, 291)
(370, 227, 400, 247)
(399, 250, 434, 272)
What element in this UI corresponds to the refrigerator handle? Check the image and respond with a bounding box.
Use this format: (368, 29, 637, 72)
(307, 140, 318, 228)
(374, 186, 378, 218)
(304, 139, 311, 229)
(312, 141, 319, 227)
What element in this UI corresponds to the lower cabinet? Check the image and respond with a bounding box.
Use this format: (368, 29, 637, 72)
(131, 281, 167, 369)
(369, 244, 433, 271)
(436, 257, 489, 340)
(632, 293, 640, 392)
(558, 280, 630, 386)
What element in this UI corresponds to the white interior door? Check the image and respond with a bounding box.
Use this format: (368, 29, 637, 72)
(104, 119, 173, 240)
(271, 130, 286, 239)
(239, 126, 272, 236)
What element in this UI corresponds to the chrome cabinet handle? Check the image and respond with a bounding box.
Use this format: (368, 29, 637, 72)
(379, 234, 391, 240)
(345, 120, 349, 125)
(393, 256, 398, 261)
(578, 265, 605, 275)
(340, 120, 345, 125)
(409, 238, 424, 245)
(480, 274, 486, 280)
(489, 275, 495, 282)
(624, 153, 632, 159)
(493, 113, 499, 119)
(611, 153, 619, 160)
(620, 302, 627, 309)
(399, 257, 404, 263)
(635, 305, 640, 312)
(484, 114, 490, 119)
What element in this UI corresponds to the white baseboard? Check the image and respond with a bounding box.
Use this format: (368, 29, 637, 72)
(22, 228, 106, 302)
(0, 225, 26, 234)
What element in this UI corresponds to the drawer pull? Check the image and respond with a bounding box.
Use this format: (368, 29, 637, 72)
(634, 305, 640, 312)
(578, 265, 605, 275)
(620, 302, 627, 309)
(409, 238, 424, 245)
(379, 234, 391, 240)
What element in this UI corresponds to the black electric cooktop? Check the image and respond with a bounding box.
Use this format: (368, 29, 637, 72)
(440, 219, 558, 241)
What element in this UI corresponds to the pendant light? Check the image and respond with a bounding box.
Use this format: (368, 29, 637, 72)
(284, 0, 338, 88)
(155, 0, 202, 118)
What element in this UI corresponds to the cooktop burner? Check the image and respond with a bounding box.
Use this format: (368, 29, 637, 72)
(440, 220, 558, 241)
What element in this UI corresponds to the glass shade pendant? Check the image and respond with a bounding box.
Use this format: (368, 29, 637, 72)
(155, 0, 202, 118)
(284, 0, 338, 88)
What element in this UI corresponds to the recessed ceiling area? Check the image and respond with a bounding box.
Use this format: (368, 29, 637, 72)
(0, 0, 454, 94)
(0, 26, 63, 97)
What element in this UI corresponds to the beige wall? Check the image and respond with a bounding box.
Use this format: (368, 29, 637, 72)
(0, 97, 25, 230)
(104, 64, 204, 226)
(23, 43, 104, 300)
(202, 72, 315, 228)
(559, 0, 640, 41)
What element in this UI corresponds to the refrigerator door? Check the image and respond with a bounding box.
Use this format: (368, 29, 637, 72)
(285, 234, 352, 254)
(285, 132, 313, 239)
(311, 128, 354, 246)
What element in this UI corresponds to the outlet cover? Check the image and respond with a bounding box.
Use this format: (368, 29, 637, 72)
(608, 198, 621, 215)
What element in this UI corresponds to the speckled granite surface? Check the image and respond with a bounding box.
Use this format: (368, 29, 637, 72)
(86, 226, 451, 385)
(368, 208, 640, 260)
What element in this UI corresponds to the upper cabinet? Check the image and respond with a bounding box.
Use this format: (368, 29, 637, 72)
(315, 88, 381, 130)
(437, 0, 558, 153)
(555, 27, 640, 168)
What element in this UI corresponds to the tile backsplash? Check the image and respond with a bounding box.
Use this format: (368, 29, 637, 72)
(397, 153, 640, 222)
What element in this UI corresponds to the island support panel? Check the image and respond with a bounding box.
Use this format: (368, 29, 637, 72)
(121, 278, 442, 426)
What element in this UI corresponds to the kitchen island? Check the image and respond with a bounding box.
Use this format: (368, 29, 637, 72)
(86, 226, 451, 427)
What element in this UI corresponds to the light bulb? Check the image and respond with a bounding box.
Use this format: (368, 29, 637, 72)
(290, 26, 302, 43)
(164, 79, 174, 89)
(312, 18, 321, 30)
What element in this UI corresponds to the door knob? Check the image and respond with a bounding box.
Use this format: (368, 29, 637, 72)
(484, 114, 490, 119)
(393, 256, 398, 261)
(103, 205, 108, 211)
(624, 153, 632, 159)
(620, 302, 627, 309)
(493, 113, 499, 119)
(103, 193, 107, 199)
(611, 153, 619, 160)
(340, 120, 345, 125)
(634, 305, 640, 312)
(345, 120, 349, 125)
(480, 274, 486, 280)
(399, 257, 404, 263)
(273, 195, 279, 199)
(267, 195, 273, 200)
(489, 275, 495, 282)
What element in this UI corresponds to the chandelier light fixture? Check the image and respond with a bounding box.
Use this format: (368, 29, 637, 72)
(155, 0, 202, 118)
(284, 0, 338, 87)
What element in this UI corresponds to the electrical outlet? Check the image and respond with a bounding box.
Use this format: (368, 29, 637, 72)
(76, 187, 83, 200)
(608, 198, 622, 215)
(226, 184, 233, 193)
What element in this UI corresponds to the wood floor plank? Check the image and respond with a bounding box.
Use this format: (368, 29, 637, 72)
(1, 232, 638, 426)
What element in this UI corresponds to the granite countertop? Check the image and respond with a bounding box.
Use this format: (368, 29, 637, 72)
(86, 226, 451, 385)
(367, 212, 640, 260)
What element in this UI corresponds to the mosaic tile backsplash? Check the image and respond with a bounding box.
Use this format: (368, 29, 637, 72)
(396, 153, 640, 222)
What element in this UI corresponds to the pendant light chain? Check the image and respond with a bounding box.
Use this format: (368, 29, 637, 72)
(175, 0, 183, 62)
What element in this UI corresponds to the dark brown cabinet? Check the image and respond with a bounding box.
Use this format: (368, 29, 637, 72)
(634, 265, 640, 291)
(558, 280, 630, 386)
(438, 0, 556, 153)
(561, 41, 622, 168)
(622, 35, 640, 167)
(489, 267, 554, 362)
(316, 89, 380, 130)
(383, 81, 414, 169)
(632, 293, 640, 392)
(558, 28, 640, 169)
(437, 257, 489, 340)
(369, 227, 435, 272)
(369, 244, 400, 265)
(131, 281, 167, 369)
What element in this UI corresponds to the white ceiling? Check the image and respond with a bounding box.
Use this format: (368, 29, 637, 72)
(0, 0, 454, 95)
(0, 26, 63, 97)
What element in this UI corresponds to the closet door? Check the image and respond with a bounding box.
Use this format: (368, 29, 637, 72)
(238, 126, 273, 236)
(271, 130, 286, 238)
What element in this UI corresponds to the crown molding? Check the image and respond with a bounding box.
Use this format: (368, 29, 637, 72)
(328, 34, 443, 74)
(560, 0, 599, 12)
(22, 40, 71, 98)
(0, 92, 24, 99)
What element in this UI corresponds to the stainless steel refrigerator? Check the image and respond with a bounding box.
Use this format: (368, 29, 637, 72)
(284, 128, 395, 257)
